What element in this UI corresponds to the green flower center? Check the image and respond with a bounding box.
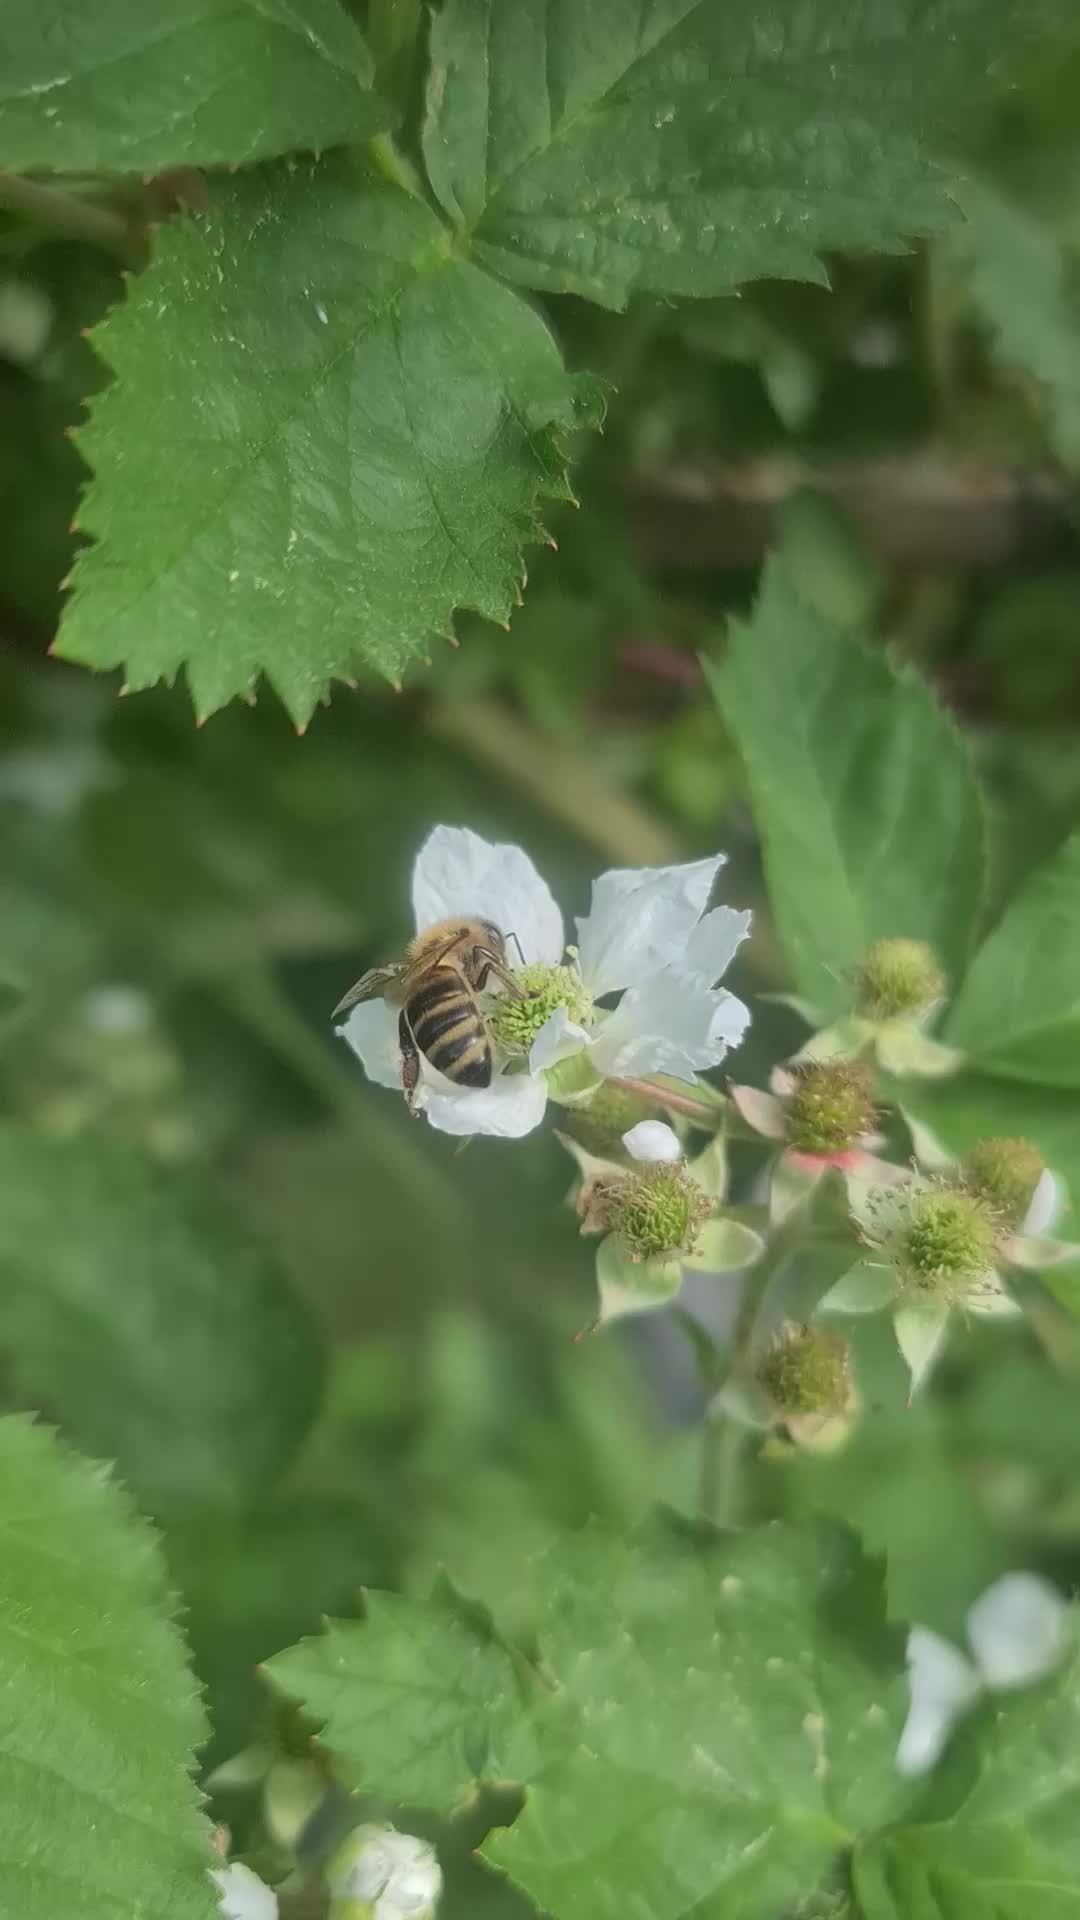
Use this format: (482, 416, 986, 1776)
(490, 963, 593, 1058)
(900, 1187, 996, 1297)
(964, 1137, 1044, 1228)
(785, 1060, 873, 1155)
(759, 1323, 852, 1416)
(610, 1164, 710, 1262)
(852, 937, 945, 1021)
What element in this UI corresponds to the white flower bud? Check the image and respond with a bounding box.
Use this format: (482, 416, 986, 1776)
(329, 1826, 443, 1920)
(211, 1863, 278, 1920)
(622, 1120, 682, 1162)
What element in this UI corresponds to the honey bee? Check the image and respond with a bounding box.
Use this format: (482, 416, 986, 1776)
(332, 918, 525, 1111)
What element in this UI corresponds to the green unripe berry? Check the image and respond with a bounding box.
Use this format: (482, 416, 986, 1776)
(852, 938, 945, 1021)
(490, 963, 593, 1058)
(900, 1186, 996, 1299)
(785, 1059, 874, 1155)
(609, 1163, 710, 1261)
(964, 1137, 1044, 1228)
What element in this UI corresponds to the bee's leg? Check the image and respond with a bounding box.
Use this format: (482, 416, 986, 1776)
(398, 1009, 421, 1114)
(474, 952, 529, 999)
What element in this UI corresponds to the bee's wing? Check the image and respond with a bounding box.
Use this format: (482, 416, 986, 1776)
(331, 965, 401, 1021)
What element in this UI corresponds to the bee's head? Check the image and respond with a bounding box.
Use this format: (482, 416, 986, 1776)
(480, 919, 505, 952)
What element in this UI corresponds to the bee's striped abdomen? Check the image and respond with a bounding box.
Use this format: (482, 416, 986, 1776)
(406, 968, 491, 1088)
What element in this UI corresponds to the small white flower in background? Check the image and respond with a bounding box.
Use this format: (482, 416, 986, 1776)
(328, 1825, 442, 1920)
(211, 1863, 278, 1920)
(897, 1573, 1069, 1776)
(339, 826, 750, 1139)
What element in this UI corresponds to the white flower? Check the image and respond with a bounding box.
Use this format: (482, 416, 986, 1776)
(897, 1572, 1069, 1776)
(622, 1120, 682, 1162)
(329, 1826, 442, 1920)
(211, 1864, 278, 1920)
(339, 827, 750, 1139)
(820, 1174, 1024, 1397)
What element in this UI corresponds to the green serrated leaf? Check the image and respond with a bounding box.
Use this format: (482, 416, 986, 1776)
(945, 831, 1080, 1086)
(947, 175, 1080, 466)
(264, 1580, 534, 1810)
(486, 1523, 910, 1920)
(856, 1644, 1080, 1915)
(707, 553, 985, 1017)
(0, 1123, 322, 1511)
(422, 0, 1026, 310)
(57, 157, 600, 724)
(0, 0, 391, 173)
(0, 1415, 216, 1920)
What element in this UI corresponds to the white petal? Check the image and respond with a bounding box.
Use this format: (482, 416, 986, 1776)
(684, 906, 752, 983)
(338, 999, 402, 1090)
(423, 1071, 547, 1139)
(895, 1628, 981, 1776)
(894, 1302, 950, 1397)
(411, 825, 563, 965)
(529, 1006, 590, 1075)
(1006, 1232, 1080, 1271)
(212, 1865, 279, 1920)
(1023, 1168, 1065, 1238)
(966, 1573, 1069, 1690)
(622, 1120, 682, 1162)
(963, 1268, 1021, 1318)
(708, 990, 751, 1054)
(587, 969, 735, 1080)
(575, 855, 725, 996)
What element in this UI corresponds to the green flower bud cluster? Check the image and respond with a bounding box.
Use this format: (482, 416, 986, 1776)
(852, 938, 944, 1021)
(490, 962, 593, 1057)
(785, 1059, 874, 1156)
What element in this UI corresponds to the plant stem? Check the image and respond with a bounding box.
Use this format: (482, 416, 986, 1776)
(428, 695, 679, 867)
(0, 170, 136, 260)
(609, 1075, 720, 1125)
(700, 1414, 747, 1526)
(368, 0, 421, 103)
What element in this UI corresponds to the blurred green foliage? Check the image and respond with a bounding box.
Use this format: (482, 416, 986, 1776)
(4, 9, 1080, 1915)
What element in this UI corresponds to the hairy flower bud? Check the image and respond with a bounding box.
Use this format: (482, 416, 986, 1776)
(898, 1186, 997, 1301)
(328, 1826, 442, 1920)
(490, 963, 593, 1057)
(784, 1059, 874, 1156)
(963, 1137, 1045, 1229)
(852, 938, 945, 1021)
(758, 1322, 854, 1419)
(603, 1162, 711, 1261)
